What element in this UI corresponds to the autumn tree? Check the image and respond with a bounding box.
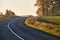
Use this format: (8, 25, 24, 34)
(35, 0, 60, 16)
(53, 0, 60, 15)
(35, 0, 45, 16)
(5, 10, 15, 17)
(35, 0, 51, 16)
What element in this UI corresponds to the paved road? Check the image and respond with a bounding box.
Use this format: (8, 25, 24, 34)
(0, 16, 60, 40)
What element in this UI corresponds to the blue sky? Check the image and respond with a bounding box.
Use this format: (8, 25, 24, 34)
(0, 0, 37, 16)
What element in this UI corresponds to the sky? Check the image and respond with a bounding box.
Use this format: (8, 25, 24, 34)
(0, 0, 37, 16)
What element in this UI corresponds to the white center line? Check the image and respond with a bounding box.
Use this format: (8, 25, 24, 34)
(8, 19, 24, 40)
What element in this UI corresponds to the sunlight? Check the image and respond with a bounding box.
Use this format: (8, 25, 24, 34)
(0, 0, 37, 16)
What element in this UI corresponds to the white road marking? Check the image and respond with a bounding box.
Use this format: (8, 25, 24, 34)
(8, 18, 24, 40)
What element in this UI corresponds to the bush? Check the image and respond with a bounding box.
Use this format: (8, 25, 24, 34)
(37, 16, 60, 25)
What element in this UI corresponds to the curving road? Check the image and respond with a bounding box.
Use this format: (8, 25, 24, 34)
(0, 16, 60, 40)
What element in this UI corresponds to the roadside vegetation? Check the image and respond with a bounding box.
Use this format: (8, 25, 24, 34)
(0, 10, 15, 21)
(25, 16, 60, 37)
(37, 16, 60, 25)
(24, 0, 60, 38)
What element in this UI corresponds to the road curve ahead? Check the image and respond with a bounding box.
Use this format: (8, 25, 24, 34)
(0, 16, 60, 40)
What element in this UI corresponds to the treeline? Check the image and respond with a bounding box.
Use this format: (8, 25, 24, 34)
(35, 0, 60, 16)
(0, 10, 15, 18)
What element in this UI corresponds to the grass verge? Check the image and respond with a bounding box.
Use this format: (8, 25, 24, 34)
(25, 17, 60, 38)
(37, 16, 60, 25)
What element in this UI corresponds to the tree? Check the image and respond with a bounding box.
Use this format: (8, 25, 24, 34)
(35, 0, 60, 16)
(50, 0, 60, 15)
(5, 10, 15, 17)
(35, 0, 51, 16)
(0, 12, 3, 16)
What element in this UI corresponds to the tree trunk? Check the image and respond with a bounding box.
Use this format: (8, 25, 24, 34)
(42, 5, 45, 16)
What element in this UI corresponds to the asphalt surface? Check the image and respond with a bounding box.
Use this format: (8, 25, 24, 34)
(0, 16, 60, 40)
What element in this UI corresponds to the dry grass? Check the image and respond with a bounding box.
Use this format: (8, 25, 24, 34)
(0, 15, 10, 21)
(25, 16, 60, 37)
